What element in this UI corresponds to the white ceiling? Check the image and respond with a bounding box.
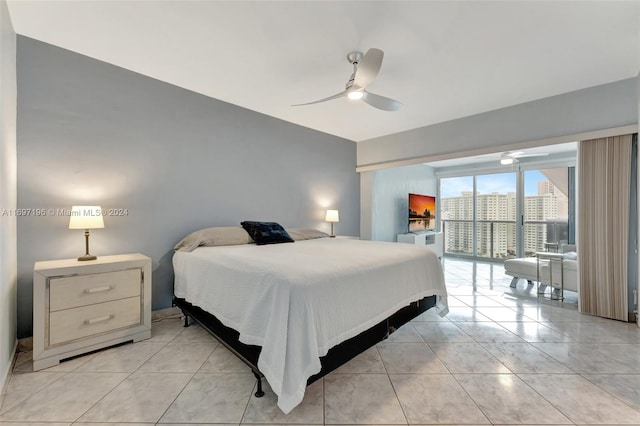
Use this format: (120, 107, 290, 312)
(6, 1, 640, 142)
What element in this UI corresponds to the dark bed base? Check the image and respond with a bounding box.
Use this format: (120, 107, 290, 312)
(173, 295, 437, 397)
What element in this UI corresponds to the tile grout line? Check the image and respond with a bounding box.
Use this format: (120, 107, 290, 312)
(322, 375, 325, 426)
(575, 371, 640, 415)
(69, 370, 133, 424)
(437, 306, 544, 390)
(238, 375, 258, 425)
(374, 344, 409, 426)
(0, 365, 71, 415)
(446, 364, 494, 425)
(448, 261, 576, 424)
(512, 371, 578, 425)
(144, 318, 208, 424)
(74, 317, 183, 424)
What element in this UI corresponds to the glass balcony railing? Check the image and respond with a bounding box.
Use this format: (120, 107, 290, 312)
(442, 219, 568, 260)
(523, 220, 569, 256)
(441, 219, 474, 256)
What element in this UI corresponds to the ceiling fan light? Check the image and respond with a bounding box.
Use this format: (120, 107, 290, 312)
(347, 90, 363, 100)
(500, 158, 514, 165)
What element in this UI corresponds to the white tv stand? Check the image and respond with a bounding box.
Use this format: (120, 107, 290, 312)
(397, 232, 444, 258)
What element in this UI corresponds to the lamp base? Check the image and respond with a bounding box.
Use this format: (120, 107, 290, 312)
(77, 254, 97, 261)
(330, 235, 336, 238)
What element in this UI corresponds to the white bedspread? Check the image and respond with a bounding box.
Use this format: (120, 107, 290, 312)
(173, 238, 447, 413)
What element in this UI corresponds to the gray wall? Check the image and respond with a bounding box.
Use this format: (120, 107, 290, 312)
(0, 0, 17, 387)
(361, 164, 436, 242)
(16, 37, 359, 338)
(358, 78, 638, 168)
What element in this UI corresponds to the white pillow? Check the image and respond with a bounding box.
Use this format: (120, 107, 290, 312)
(286, 228, 329, 241)
(174, 226, 253, 252)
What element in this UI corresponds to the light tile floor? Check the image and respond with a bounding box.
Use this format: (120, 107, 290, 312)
(2, 258, 640, 425)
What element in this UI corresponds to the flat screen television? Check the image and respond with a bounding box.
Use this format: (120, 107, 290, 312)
(408, 193, 436, 232)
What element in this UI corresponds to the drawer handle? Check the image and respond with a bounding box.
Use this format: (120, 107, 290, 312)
(84, 314, 114, 325)
(84, 285, 114, 294)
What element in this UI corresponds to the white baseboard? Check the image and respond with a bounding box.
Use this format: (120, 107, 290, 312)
(0, 339, 18, 406)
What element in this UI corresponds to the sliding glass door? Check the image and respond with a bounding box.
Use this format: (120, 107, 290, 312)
(475, 173, 516, 259)
(440, 176, 473, 256)
(523, 168, 570, 255)
(440, 167, 573, 260)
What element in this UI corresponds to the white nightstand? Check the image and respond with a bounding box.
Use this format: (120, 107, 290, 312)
(33, 253, 152, 371)
(397, 232, 444, 258)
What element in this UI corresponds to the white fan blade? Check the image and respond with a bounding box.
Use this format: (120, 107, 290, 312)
(291, 91, 347, 106)
(504, 151, 524, 158)
(354, 48, 384, 88)
(363, 91, 402, 111)
(515, 153, 549, 158)
(503, 151, 549, 159)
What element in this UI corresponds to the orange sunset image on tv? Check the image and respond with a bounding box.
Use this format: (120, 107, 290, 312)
(408, 193, 436, 232)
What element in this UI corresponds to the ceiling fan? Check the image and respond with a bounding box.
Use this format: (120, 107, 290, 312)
(500, 151, 549, 165)
(292, 48, 402, 111)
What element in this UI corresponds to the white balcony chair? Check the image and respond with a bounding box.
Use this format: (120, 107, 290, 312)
(504, 257, 538, 289)
(504, 244, 577, 295)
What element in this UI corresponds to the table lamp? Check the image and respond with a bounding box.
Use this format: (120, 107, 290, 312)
(325, 209, 339, 238)
(69, 205, 104, 261)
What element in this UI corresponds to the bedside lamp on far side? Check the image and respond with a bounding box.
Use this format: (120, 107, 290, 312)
(69, 205, 104, 261)
(325, 209, 339, 238)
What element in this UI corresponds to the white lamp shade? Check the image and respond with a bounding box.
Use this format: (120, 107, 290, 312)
(68, 206, 105, 229)
(325, 209, 339, 223)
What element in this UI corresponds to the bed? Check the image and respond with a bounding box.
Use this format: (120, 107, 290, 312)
(173, 231, 448, 414)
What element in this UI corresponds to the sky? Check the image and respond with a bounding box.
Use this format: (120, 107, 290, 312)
(440, 171, 547, 198)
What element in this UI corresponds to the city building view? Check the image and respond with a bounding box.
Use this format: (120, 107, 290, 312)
(440, 170, 570, 259)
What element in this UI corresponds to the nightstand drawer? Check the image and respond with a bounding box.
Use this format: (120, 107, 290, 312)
(49, 296, 142, 346)
(49, 269, 141, 312)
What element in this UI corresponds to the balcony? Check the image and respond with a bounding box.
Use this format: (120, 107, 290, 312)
(442, 219, 568, 260)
